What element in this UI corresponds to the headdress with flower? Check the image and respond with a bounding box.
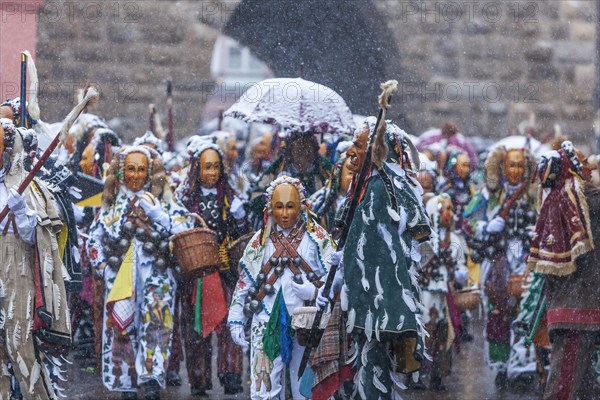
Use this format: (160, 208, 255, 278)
(102, 145, 168, 207)
(133, 131, 164, 153)
(0, 118, 18, 172)
(1, 98, 37, 128)
(175, 136, 235, 213)
(261, 175, 313, 246)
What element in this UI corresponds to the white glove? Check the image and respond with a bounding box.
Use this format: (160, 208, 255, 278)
(291, 280, 317, 301)
(486, 216, 505, 234)
(56, 147, 69, 165)
(139, 195, 164, 222)
(229, 324, 248, 350)
(454, 266, 469, 287)
(329, 250, 343, 267)
(316, 286, 331, 310)
(230, 196, 246, 220)
(7, 188, 27, 213)
(316, 272, 344, 310)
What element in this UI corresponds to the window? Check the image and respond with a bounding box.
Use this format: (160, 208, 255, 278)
(228, 47, 242, 69)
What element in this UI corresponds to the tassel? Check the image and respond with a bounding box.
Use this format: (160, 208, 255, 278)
(381, 311, 389, 331)
(408, 206, 420, 227)
(375, 317, 381, 342)
(16, 352, 29, 378)
(357, 366, 367, 400)
(365, 309, 373, 342)
(0, 279, 5, 298)
(373, 366, 388, 393)
(357, 259, 370, 292)
(387, 205, 400, 222)
(396, 315, 405, 330)
(26, 292, 31, 321)
(53, 283, 62, 320)
(346, 308, 356, 333)
(7, 291, 15, 321)
(402, 289, 417, 313)
(12, 322, 21, 352)
(0, 309, 5, 330)
(29, 361, 40, 394)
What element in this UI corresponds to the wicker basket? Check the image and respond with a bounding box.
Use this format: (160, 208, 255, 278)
(227, 231, 255, 267)
(454, 288, 481, 312)
(172, 214, 220, 274)
(506, 274, 526, 298)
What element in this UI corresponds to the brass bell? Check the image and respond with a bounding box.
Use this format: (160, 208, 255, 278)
(155, 258, 167, 270)
(122, 221, 135, 235)
(107, 256, 120, 268)
(142, 242, 155, 254)
(135, 227, 147, 240)
(256, 273, 266, 284)
(119, 239, 130, 252)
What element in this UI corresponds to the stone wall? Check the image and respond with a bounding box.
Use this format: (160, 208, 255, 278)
(36, 0, 227, 142)
(35, 0, 597, 147)
(377, 0, 597, 146)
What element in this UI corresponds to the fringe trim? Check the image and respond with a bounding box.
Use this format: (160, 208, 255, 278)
(529, 260, 577, 277)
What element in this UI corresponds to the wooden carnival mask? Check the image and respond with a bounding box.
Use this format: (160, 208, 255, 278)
(80, 143, 95, 175)
(346, 126, 369, 173)
(271, 183, 301, 230)
(439, 197, 454, 229)
(225, 137, 238, 165)
(456, 153, 471, 181)
(199, 148, 221, 188)
(124, 152, 149, 192)
(0, 105, 14, 121)
(339, 157, 354, 195)
(253, 134, 271, 164)
(504, 149, 526, 185)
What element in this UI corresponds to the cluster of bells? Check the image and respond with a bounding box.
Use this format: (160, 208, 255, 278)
(242, 256, 318, 317)
(103, 220, 172, 270)
(470, 202, 536, 264)
(418, 248, 454, 287)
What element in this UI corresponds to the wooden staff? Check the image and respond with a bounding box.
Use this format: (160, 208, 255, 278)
(297, 80, 398, 379)
(0, 87, 99, 224)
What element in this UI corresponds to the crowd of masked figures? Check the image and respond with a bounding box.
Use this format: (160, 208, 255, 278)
(0, 93, 600, 400)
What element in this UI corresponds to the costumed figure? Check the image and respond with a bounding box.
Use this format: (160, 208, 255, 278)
(228, 176, 334, 399)
(248, 132, 331, 230)
(438, 149, 477, 343)
(0, 119, 72, 399)
(86, 145, 190, 399)
(462, 145, 538, 387)
(415, 153, 439, 205)
(240, 130, 274, 200)
(438, 149, 474, 231)
(527, 143, 600, 399)
(174, 138, 248, 396)
(70, 115, 121, 370)
(307, 141, 353, 231)
(321, 116, 431, 399)
(417, 194, 467, 391)
(133, 131, 185, 387)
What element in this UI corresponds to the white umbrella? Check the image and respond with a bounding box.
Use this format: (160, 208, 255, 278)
(224, 77, 354, 138)
(488, 135, 550, 158)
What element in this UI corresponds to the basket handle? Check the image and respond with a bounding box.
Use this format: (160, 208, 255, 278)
(188, 213, 208, 229)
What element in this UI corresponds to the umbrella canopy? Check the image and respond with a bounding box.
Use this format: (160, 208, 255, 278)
(223, 77, 355, 138)
(487, 135, 550, 158)
(416, 127, 478, 167)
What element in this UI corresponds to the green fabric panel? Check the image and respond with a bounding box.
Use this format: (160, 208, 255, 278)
(263, 290, 282, 361)
(194, 277, 202, 336)
(488, 341, 510, 364)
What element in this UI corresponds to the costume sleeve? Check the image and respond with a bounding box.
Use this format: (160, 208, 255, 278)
(167, 200, 194, 235)
(462, 193, 488, 241)
(12, 207, 37, 245)
(87, 219, 106, 268)
(227, 267, 252, 326)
